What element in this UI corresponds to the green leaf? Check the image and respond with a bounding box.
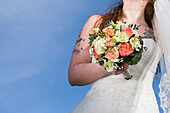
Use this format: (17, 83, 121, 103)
(137, 25, 141, 28)
(144, 47, 148, 51)
(99, 34, 105, 38)
(123, 51, 142, 65)
(133, 24, 136, 30)
(138, 36, 144, 45)
(99, 60, 104, 66)
(131, 34, 135, 38)
(93, 28, 101, 33)
(89, 40, 93, 46)
(120, 25, 122, 32)
(89, 34, 95, 39)
(109, 20, 115, 27)
(112, 38, 116, 43)
(132, 51, 142, 64)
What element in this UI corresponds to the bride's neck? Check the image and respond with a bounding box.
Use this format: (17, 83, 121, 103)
(121, 0, 148, 24)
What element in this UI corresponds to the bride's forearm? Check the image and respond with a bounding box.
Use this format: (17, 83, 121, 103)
(68, 63, 111, 86)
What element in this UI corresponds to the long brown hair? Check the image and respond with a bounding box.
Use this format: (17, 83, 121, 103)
(94, 0, 155, 30)
(93, 0, 161, 76)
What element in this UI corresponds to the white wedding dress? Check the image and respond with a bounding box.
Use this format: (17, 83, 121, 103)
(70, 38, 162, 113)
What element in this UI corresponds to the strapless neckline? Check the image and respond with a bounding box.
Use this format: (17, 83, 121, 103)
(70, 36, 161, 113)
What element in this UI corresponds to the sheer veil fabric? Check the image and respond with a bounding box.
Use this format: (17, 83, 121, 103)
(153, 0, 170, 112)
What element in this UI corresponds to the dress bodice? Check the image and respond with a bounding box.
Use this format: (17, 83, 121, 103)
(70, 38, 162, 113)
(128, 38, 160, 80)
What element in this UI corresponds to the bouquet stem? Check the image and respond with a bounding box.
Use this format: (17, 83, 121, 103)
(122, 68, 133, 80)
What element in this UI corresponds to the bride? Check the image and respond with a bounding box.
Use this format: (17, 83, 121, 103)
(68, 0, 170, 113)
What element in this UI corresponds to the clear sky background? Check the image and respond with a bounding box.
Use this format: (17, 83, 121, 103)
(0, 0, 164, 113)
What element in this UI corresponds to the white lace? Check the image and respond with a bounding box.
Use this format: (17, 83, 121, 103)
(159, 73, 170, 113)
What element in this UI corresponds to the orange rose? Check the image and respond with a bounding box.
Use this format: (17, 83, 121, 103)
(105, 48, 119, 62)
(122, 27, 133, 38)
(106, 38, 116, 47)
(104, 28, 115, 38)
(119, 43, 133, 56)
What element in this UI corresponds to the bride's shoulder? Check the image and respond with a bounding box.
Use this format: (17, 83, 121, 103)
(84, 14, 103, 28)
(80, 14, 103, 36)
(88, 14, 103, 22)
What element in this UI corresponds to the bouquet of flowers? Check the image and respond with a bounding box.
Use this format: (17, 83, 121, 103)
(89, 21, 147, 80)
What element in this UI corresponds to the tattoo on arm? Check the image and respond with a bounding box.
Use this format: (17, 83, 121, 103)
(73, 49, 80, 55)
(72, 29, 86, 55)
(141, 29, 156, 42)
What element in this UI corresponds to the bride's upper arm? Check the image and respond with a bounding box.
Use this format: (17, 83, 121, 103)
(69, 14, 102, 66)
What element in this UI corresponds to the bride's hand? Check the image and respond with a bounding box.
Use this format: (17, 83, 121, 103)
(111, 63, 129, 75)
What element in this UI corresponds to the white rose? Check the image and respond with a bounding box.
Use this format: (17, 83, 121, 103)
(94, 38, 107, 54)
(129, 37, 142, 51)
(92, 37, 99, 46)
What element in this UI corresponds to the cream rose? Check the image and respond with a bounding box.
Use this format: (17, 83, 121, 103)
(103, 60, 115, 72)
(94, 38, 107, 54)
(116, 32, 129, 43)
(129, 37, 142, 51)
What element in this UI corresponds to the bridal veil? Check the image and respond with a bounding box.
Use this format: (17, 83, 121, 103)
(153, 0, 170, 112)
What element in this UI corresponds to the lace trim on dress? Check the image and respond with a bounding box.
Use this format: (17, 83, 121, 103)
(159, 71, 170, 113)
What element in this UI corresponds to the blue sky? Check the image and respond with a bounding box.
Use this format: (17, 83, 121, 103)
(0, 0, 164, 113)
